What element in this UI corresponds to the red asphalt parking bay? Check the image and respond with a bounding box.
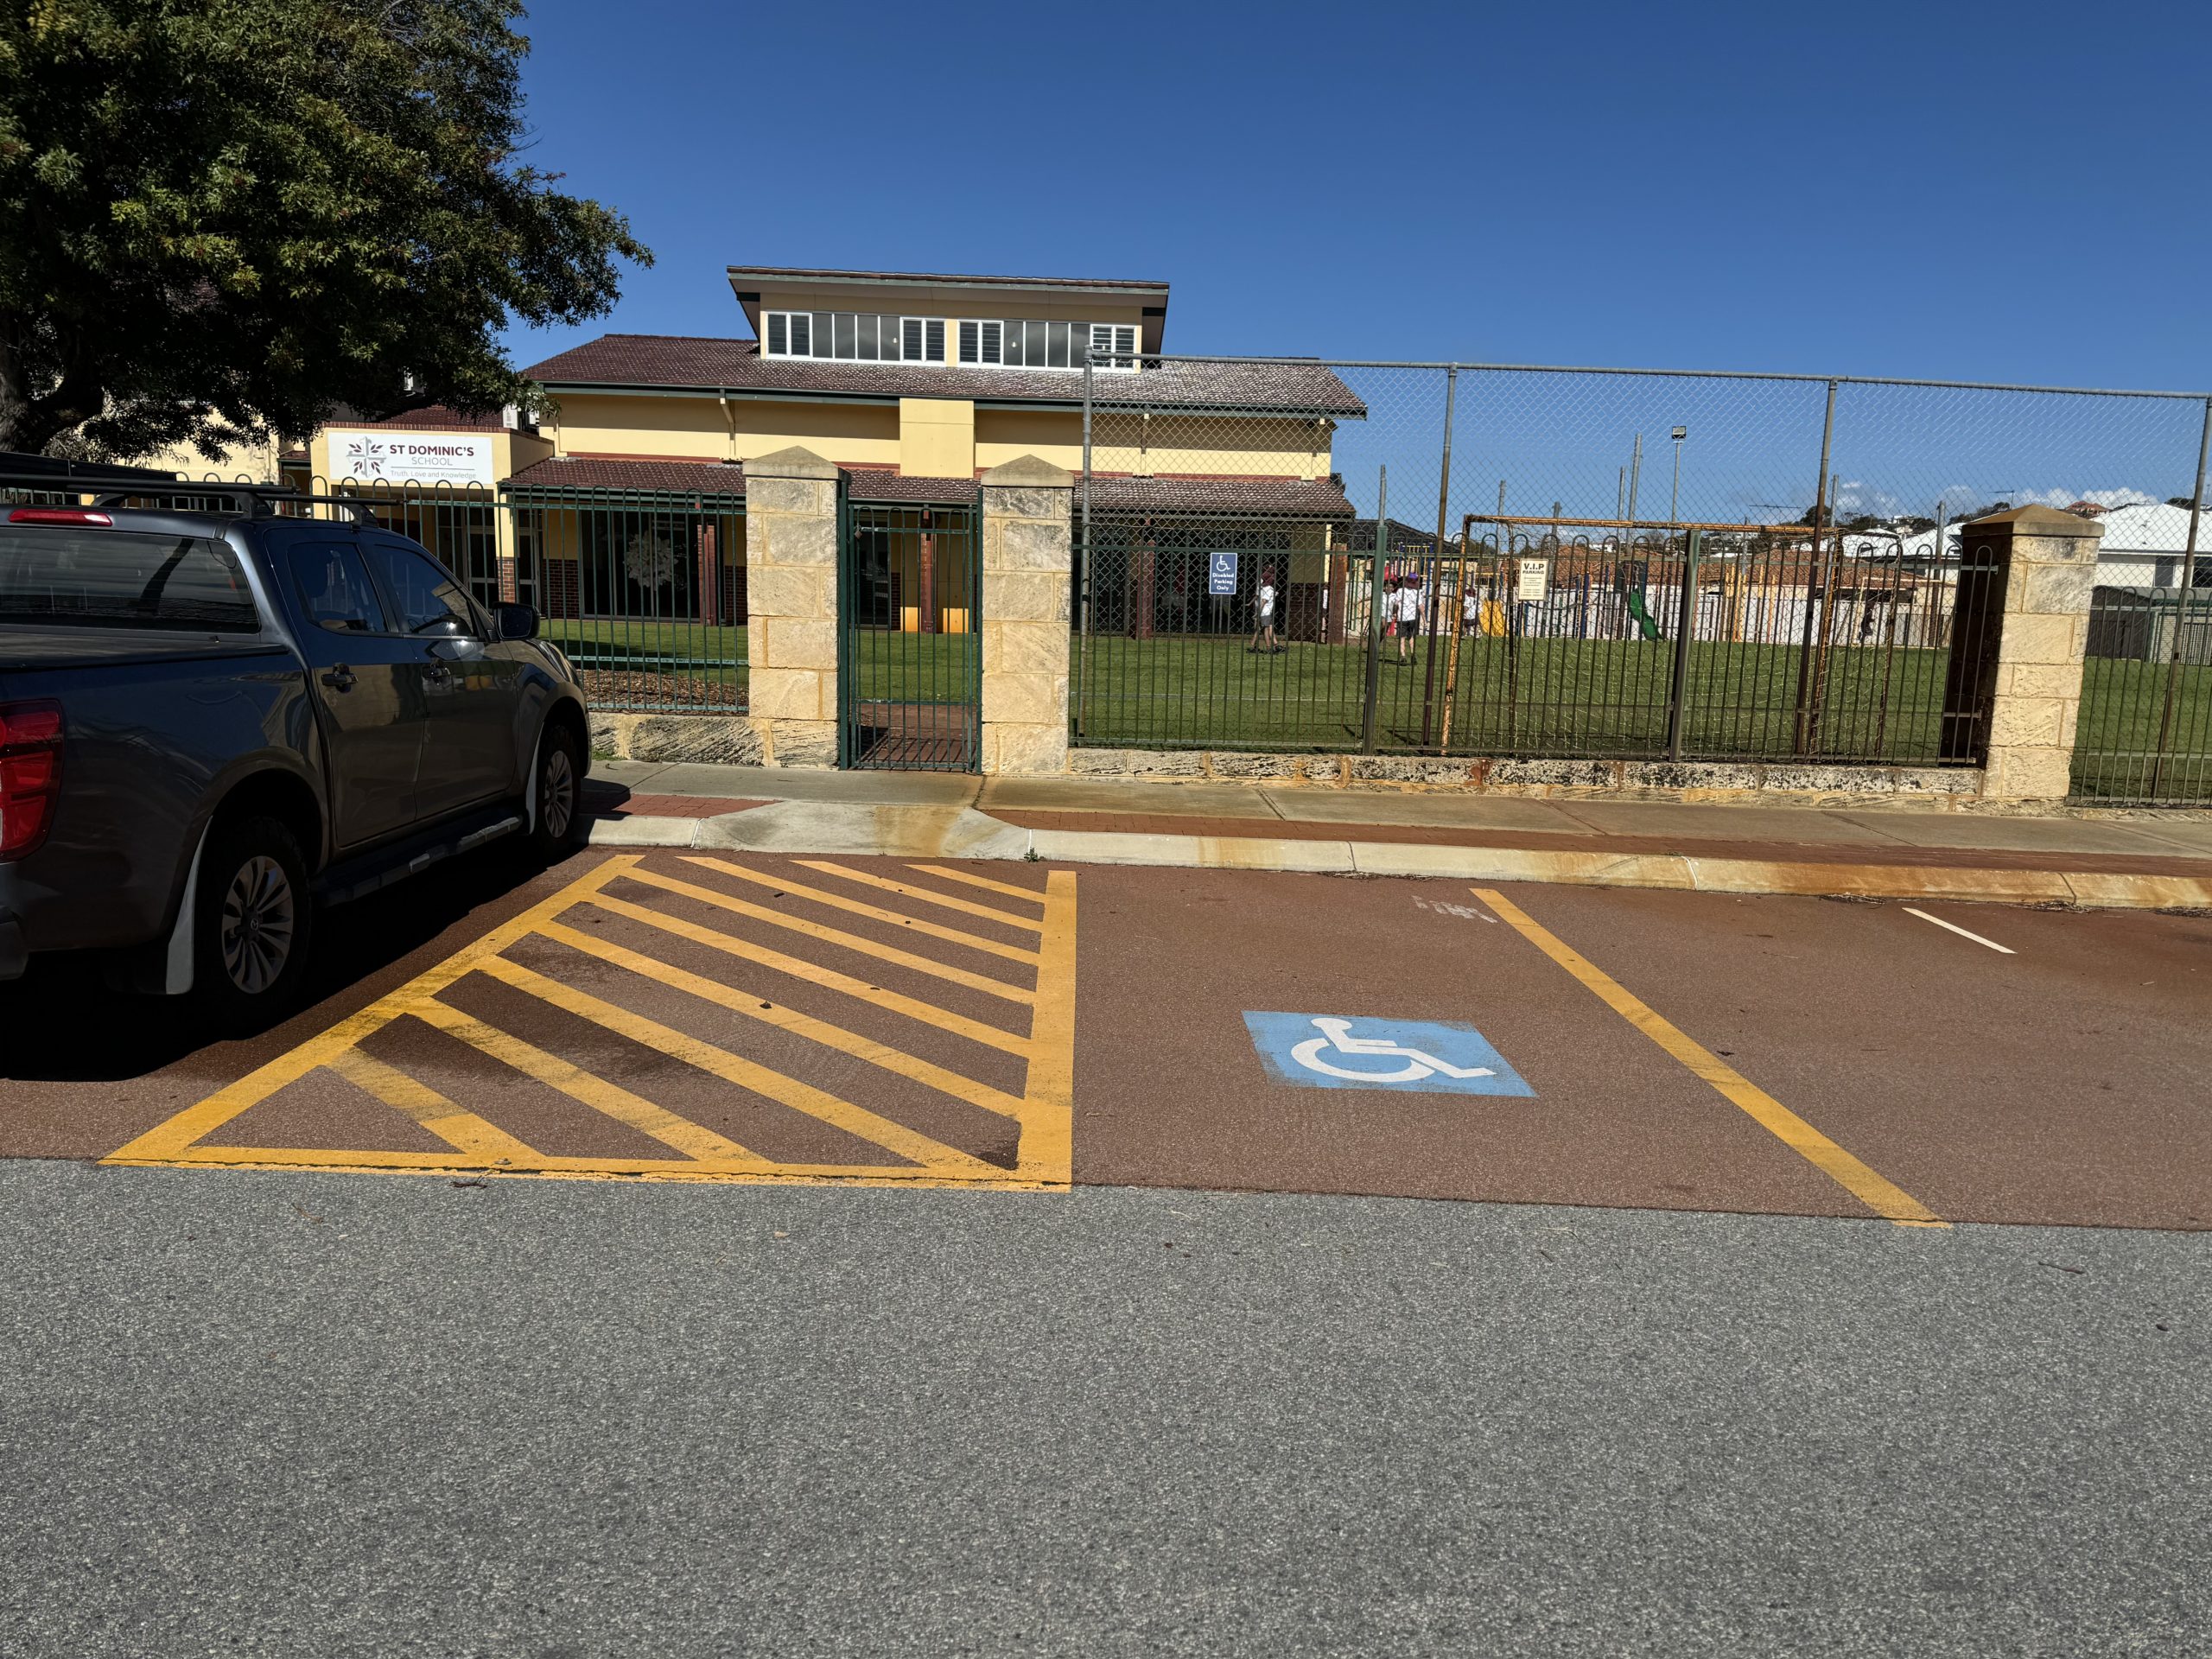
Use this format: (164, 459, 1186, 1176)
(23, 849, 2212, 1231)
(1073, 866, 2212, 1230)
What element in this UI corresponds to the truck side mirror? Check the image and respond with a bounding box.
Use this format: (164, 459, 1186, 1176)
(493, 602, 539, 641)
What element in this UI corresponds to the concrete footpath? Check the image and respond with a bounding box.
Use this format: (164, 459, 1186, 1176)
(582, 760, 2212, 911)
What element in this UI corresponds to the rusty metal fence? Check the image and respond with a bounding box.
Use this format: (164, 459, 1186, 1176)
(1077, 358, 2211, 799)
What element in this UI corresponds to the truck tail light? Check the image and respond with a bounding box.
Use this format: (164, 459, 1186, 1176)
(0, 699, 64, 860)
(7, 508, 112, 527)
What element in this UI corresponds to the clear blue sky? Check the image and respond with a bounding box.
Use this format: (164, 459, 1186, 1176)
(511, 0, 2212, 394)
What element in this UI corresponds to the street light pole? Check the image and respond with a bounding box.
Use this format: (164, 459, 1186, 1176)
(1669, 426, 1688, 526)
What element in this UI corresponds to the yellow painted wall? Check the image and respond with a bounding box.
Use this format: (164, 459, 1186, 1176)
(550, 393, 901, 470)
(899, 398, 975, 479)
(131, 434, 286, 482)
(982, 410, 1332, 481)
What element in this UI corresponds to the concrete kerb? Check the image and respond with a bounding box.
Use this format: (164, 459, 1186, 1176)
(584, 810, 2212, 912)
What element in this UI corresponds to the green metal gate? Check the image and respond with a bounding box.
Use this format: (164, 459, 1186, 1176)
(836, 493, 982, 770)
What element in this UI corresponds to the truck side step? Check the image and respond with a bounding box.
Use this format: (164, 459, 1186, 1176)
(316, 807, 525, 906)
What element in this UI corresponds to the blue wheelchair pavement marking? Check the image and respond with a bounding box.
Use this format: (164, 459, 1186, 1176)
(1243, 1012, 1535, 1096)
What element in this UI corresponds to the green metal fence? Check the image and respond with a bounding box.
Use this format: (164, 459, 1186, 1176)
(837, 495, 980, 770)
(317, 479, 748, 713)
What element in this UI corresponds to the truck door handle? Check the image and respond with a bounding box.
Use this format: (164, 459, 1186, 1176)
(424, 662, 453, 684)
(321, 668, 356, 692)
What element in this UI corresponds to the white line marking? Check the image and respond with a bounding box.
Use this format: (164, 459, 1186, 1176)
(1904, 907, 2015, 955)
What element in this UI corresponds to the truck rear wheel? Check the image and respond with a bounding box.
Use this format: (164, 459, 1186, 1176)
(194, 814, 314, 1033)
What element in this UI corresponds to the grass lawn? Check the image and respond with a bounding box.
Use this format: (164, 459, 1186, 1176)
(536, 613, 2210, 803)
(1072, 631, 2212, 798)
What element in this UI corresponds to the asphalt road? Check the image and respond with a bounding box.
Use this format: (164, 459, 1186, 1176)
(3, 853, 2209, 1654)
(3, 1162, 2205, 1657)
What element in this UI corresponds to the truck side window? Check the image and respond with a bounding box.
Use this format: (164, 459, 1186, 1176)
(362, 543, 479, 638)
(285, 543, 390, 633)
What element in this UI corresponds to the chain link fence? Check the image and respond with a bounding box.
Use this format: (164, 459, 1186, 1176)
(1077, 359, 2211, 802)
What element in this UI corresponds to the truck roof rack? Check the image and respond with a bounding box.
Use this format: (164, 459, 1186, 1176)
(0, 467, 385, 525)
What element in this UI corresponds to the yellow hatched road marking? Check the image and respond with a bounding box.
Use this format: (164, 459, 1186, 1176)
(403, 995, 760, 1163)
(105, 855, 639, 1163)
(1014, 870, 1079, 1180)
(621, 865, 1036, 1004)
(102, 852, 1075, 1191)
(793, 861, 1046, 932)
(480, 953, 1002, 1174)
(1471, 887, 1946, 1229)
(906, 865, 1051, 906)
(582, 891, 1033, 1058)
(538, 920, 1031, 1123)
(685, 858, 1042, 965)
(327, 1049, 542, 1163)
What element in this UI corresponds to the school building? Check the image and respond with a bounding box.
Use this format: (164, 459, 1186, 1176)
(300, 267, 1363, 649)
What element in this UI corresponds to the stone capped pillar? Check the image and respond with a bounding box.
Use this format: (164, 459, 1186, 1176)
(1942, 505, 2106, 801)
(744, 446, 843, 768)
(978, 455, 1074, 774)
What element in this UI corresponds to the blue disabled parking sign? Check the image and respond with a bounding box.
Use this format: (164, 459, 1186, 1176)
(1208, 550, 1239, 596)
(1243, 1012, 1534, 1096)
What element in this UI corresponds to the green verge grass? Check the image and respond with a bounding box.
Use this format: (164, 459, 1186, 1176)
(1071, 632, 1954, 759)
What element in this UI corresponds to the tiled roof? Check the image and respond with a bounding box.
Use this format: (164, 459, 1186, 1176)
(500, 455, 1353, 519)
(1089, 475, 1354, 519)
(505, 456, 747, 497)
(524, 334, 1363, 417)
(359, 404, 512, 430)
(726, 265, 1166, 293)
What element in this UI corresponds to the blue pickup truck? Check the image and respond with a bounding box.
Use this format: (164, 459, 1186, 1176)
(0, 476, 592, 1030)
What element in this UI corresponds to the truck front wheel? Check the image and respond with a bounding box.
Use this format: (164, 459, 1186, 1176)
(194, 814, 315, 1033)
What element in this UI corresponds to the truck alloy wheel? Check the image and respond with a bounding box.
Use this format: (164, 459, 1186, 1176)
(219, 854, 297, 995)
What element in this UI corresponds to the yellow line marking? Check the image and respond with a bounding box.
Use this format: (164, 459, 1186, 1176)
(906, 865, 1051, 906)
(681, 858, 1043, 966)
(480, 951, 1004, 1173)
(1014, 869, 1079, 1182)
(402, 995, 761, 1163)
(1471, 887, 1946, 1229)
(583, 891, 1033, 1058)
(105, 1148, 1061, 1190)
(327, 1049, 542, 1163)
(615, 865, 1036, 1004)
(791, 860, 1046, 932)
(105, 855, 640, 1164)
(537, 919, 1032, 1124)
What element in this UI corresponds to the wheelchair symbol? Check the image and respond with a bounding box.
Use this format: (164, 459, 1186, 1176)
(1242, 1010, 1533, 1095)
(1287, 1017, 1497, 1084)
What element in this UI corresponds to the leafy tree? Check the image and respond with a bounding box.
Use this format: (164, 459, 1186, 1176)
(0, 0, 649, 456)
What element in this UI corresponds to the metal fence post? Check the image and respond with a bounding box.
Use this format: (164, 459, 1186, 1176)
(1077, 356, 1094, 742)
(1361, 465, 1387, 753)
(2148, 394, 2212, 798)
(1666, 528, 1702, 760)
(1421, 365, 1457, 748)
(1792, 378, 1840, 753)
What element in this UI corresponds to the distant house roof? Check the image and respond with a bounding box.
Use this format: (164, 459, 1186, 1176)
(524, 334, 1363, 418)
(500, 455, 1353, 518)
(1897, 499, 2212, 561)
(1342, 516, 1442, 554)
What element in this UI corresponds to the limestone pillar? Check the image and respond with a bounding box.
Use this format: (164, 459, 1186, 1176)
(978, 455, 1074, 774)
(1942, 505, 2106, 801)
(743, 446, 843, 768)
